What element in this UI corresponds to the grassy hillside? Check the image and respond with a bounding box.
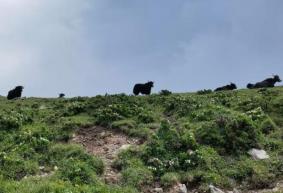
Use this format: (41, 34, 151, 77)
(0, 87, 282, 193)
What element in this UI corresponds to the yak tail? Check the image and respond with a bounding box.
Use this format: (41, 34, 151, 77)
(247, 83, 254, 89)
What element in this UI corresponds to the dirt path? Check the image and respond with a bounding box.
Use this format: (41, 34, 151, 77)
(247, 181, 283, 193)
(71, 126, 141, 184)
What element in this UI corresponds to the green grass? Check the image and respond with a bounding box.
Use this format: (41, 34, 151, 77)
(0, 87, 282, 192)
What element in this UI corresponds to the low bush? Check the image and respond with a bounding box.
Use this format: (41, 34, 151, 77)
(195, 112, 262, 154)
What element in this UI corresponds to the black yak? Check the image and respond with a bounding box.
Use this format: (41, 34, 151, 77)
(7, 86, 24, 100)
(59, 93, 65, 98)
(215, 83, 237, 92)
(247, 75, 281, 89)
(133, 81, 154, 95)
(159, 89, 172, 96)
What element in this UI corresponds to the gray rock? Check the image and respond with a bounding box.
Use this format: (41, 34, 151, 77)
(209, 185, 225, 193)
(119, 144, 132, 151)
(248, 149, 269, 160)
(178, 183, 187, 193)
(233, 188, 240, 193)
(152, 187, 163, 193)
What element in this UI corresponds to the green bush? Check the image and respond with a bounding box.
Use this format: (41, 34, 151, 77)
(64, 102, 87, 116)
(160, 172, 180, 187)
(159, 90, 172, 96)
(0, 112, 24, 130)
(95, 105, 124, 126)
(260, 117, 277, 134)
(121, 166, 153, 189)
(137, 111, 155, 124)
(0, 155, 38, 180)
(196, 113, 261, 154)
(57, 159, 98, 185)
(164, 96, 202, 117)
(47, 144, 104, 175)
(197, 89, 213, 95)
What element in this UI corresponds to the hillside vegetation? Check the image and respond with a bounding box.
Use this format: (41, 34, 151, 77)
(0, 87, 282, 193)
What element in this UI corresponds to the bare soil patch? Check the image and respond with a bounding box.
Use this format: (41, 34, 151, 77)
(71, 126, 142, 184)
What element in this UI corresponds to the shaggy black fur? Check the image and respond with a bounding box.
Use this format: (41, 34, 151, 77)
(133, 81, 154, 95)
(59, 93, 65, 98)
(7, 86, 24, 100)
(247, 75, 281, 89)
(215, 83, 237, 92)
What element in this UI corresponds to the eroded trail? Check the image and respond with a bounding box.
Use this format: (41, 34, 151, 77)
(71, 126, 141, 184)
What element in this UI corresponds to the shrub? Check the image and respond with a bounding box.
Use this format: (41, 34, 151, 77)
(159, 90, 172, 96)
(0, 112, 24, 130)
(191, 146, 225, 171)
(160, 172, 180, 187)
(64, 102, 87, 116)
(121, 166, 153, 189)
(196, 113, 262, 154)
(57, 159, 98, 185)
(47, 144, 104, 175)
(164, 96, 202, 117)
(260, 117, 277, 134)
(197, 89, 213, 95)
(0, 155, 38, 180)
(95, 105, 124, 126)
(137, 111, 155, 124)
(113, 147, 145, 171)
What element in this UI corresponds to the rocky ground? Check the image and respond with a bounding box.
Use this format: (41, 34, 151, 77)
(72, 126, 142, 184)
(72, 127, 283, 193)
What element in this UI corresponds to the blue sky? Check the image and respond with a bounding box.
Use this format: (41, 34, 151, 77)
(0, 0, 282, 97)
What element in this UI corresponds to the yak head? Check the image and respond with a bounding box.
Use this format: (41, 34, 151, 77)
(273, 75, 282, 82)
(146, 81, 154, 88)
(59, 93, 65, 98)
(230, 83, 237, 89)
(15, 86, 24, 92)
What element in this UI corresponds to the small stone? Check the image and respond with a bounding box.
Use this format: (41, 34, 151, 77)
(106, 154, 115, 159)
(152, 187, 163, 193)
(103, 147, 109, 151)
(248, 149, 269, 160)
(119, 144, 132, 151)
(104, 174, 119, 184)
(209, 185, 225, 193)
(100, 132, 107, 138)
(187, 149, 194, 155)
(233, 188, 240, 193)
(39, 105, 47, 110)
(178, 183, 187, 193)
(39, 166, 45, 170)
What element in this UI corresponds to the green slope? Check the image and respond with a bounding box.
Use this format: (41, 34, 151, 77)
(0, 87, 282, 193)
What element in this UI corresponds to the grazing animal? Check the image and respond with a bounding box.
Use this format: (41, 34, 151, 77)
(133, 81, 154, 95)
(159, 89, 172, 96)
(247, 75, 281, 89)
(59, 93, 65, 98)
(215, 83, 237, 92)
(7, 86, 24, 100)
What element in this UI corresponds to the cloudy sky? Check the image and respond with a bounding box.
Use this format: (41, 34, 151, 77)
(0, 0, 282, 97)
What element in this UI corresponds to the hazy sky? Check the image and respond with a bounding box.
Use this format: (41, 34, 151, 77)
(0, 0, 282, 97)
